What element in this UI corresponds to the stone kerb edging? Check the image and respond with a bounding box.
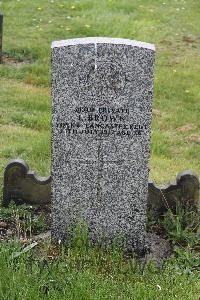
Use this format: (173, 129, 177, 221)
(2, 159, 199, 218)
(3, 159, 51, 207)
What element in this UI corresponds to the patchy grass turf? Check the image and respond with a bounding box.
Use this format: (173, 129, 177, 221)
(0, 0, 199, 187)
(0, 202, 198, 300)
(0, 240, 199, 300)
(0, 202, 199, 300)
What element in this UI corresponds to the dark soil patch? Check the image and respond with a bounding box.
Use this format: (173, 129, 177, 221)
(0, 204, 51, 242)
(2, 55, 29, 66)
(1, 50, 34, 66)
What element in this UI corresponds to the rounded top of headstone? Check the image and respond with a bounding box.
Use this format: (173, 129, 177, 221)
(51, 37, 155, 51)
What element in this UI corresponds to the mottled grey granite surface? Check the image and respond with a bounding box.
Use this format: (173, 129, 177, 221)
(51, 37, 155, 251)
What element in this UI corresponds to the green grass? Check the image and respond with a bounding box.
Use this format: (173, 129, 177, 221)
(0, 0, 199, 186)
(0, 1, 199, 299)
(0, 252, 199, 300)
(0, 201, 199, 300)
(0, 227, 199, 300)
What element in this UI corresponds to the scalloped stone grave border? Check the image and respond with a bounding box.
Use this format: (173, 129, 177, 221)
(2, 159, 199, 218)
(3, 159, 51, 207)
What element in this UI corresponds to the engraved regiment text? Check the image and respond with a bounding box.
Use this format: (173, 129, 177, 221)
(56, 106, 147, 138)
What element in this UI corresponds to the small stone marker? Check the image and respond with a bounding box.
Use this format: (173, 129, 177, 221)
(51, 37, 155, 251)
(0, 13, 3, 63)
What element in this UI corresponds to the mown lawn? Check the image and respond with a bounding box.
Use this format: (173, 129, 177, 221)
(0, 201, 198, 300)
(0, 0, 199, 299)
(0, 239, 199, 300)
(0, 0, 199, 184)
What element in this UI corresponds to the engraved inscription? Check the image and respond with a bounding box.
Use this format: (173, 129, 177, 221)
(56, 106, 147, 138)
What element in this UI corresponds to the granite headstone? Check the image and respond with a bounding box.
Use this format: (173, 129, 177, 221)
(51, 37, 155, 251)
